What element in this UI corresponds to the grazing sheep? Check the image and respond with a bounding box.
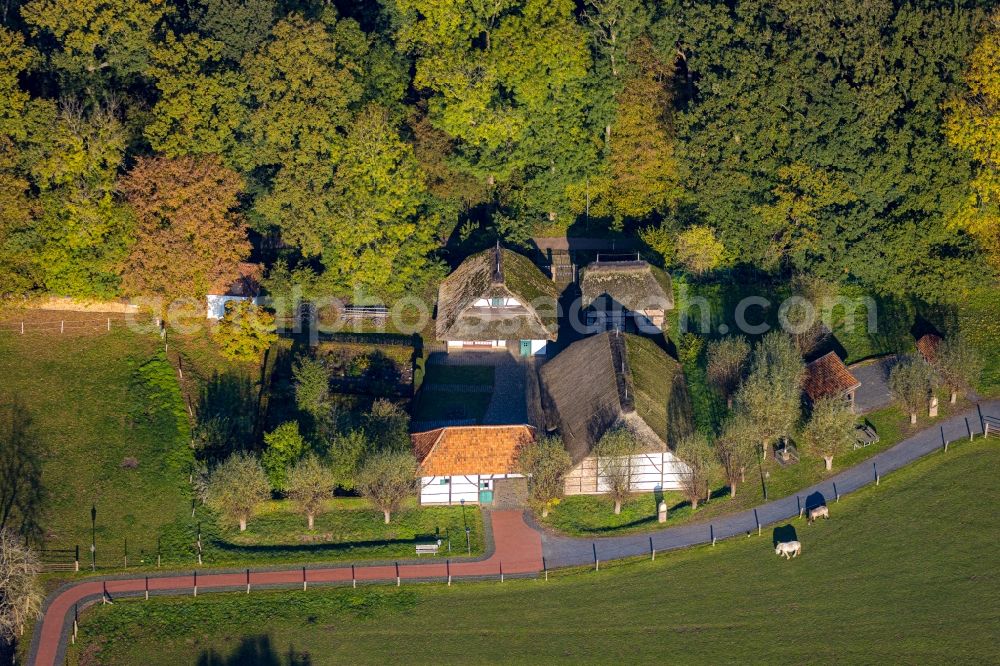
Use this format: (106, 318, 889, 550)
(807, 505, 829, 524)
(775, 541, 802, 559)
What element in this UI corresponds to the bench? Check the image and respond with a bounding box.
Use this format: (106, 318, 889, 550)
(854, 423, 880, 449)
(415, 541, 441, 556)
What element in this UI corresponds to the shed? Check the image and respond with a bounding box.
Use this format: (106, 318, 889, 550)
(915, 333, 943, 365)
(803, 351, 862, 412)
(206, 262, 263, 319)
(412, 425, 535, 505)
(435, 246, 560, 355)
(539, 332, 693, 495)
(579, 260, 673, 331)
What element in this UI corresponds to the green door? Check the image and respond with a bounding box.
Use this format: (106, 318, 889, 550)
(519, 340, 531, 356)
(479, 481, 493, 504)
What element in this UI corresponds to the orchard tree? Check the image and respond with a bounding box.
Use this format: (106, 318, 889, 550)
(0, 529, 42, 644)
(889, 356, 938, 425)
(801, 397, 856, 471)
(934, 334, 983, 404)
(675, 432, 717, 509)
(327, 430, 367, 491)
(261, 421, 306, 492)
(213, 301, 277, 363)
(206, 452, 270, 532)
(119, 155, 250, 302)
(363, 399, 411, 454)
(734, 332, 804, 459)
(356, 451, 417, 524)
(595, 425, 639, 515)
(516, 435, 572, 517)
(706, 336, 750, 409)
(675, 225, 724, 275)
(715, 414, 756, 498)
(286, 455, 335, 529)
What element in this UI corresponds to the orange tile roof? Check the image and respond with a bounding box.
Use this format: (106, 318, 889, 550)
(411, 425, 535, 477)
(804, 351, 861, 401)
(916, 334, 942, 364)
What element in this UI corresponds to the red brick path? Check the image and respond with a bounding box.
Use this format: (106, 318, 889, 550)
(30, 511, 542, 666)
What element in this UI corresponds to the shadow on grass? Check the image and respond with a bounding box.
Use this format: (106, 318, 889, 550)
(206, 534, 441, 557)
(772, 524, 798, 547)
(197, 635, 311, 666)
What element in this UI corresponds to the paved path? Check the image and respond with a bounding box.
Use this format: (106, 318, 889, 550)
(540, 401, 999, 567)
(850, 356, 897, 414)
(29, 401, 998, 665)
(28, 511, 542, 666)
(425, 350, 530, 424)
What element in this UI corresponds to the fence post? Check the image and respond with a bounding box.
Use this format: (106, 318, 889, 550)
(145, 576, 149, 601)
(20, 321, 23, 334)
(500, 560, 504, 583)
(796, 496, 802, 518)
(75, 545, 79, 572)
(352, 564, 356, 589)
(246, 569, 250, 594)
(833, 482, 840, 503)
(874, 462, 880, 485)
(967, 417, 973, 441)
(73, 604, 78, 643)
(396, 562, 400, 587)
(650, 536, 655, 561)
(107, 318, 110, 331)
(447, 559, 451, 586)
(543, 556, 548, 582)
(303, 567, 307, 591)
(193, 570, 197, 597)
(942, 426, 948, 452)
(754, 509, 761, 536)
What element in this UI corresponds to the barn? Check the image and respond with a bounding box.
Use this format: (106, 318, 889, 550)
(412, 425, 535, 505)
(579, 259, 673, 332)
(539, 331, 694, 495)
(435, 245, 559, 356)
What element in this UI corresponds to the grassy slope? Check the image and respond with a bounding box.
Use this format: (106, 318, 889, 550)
(0, 328, 192, 561)
(73, 439, 999, 664)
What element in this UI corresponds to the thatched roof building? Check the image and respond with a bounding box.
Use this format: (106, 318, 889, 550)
(435, 246, 560, 343)
(580, 260, 673, 314)
(539, 331, 693, 463)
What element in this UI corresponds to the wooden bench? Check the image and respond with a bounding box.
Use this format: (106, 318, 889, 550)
(415, 542, 440, 556)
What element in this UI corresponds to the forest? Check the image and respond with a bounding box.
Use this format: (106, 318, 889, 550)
(0, 0, 997, 305)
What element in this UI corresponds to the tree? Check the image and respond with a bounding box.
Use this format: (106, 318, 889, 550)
(0, 529, 42, 643)
(934, 334, 983, 404)
(944, 11, 1000, 270)
(516, 435, 572, 517)
(327, 429, 367, 491)
(675, 225, 724, 275)
(293, 355, 332, 421)
(261, 421, 306, 492)
(286, 455, 334, 529)
(675, 432, 716, 509)
(363, 399, 410, 454)
(205, 452, 270, 532)
(119, 155, 250, 302)
(715, 414, 756, 498)
(213, 301, 277, 363)
(801, 397, 856, 471)
(733, 332, 804, 460)
(355, 450, 417, 524)
(595, 425, 639, 515)
(889, 356, 938, 425)
(0, 400, 45, 538)
(191, 0, 275, 63)
(706, 336, 750, 409)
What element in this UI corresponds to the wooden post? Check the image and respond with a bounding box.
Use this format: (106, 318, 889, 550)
(60, 320, 64, 333)
(145, 576, 149, 601)
(193, 570, 197, 597)
(754, 509, 761, 536)
(874, 462, 880, 485)
(500, 560, 504, 582)
(107, 318, 110, 331)
(302, 567, 307, 591)
(447, 559, 451, 586)
(395, 562, 400, 587)
(352, 564, 356, 589)
(246, 569, 250, 594)
(967, 417, 973, 441)
(20, 321, 23, 334)
(833, 482, 839, 503)
(650, 536, 655, 561)
(797, 496, 802, 519)
(75, 545, 79, 572)
(543, 556, 548, 581)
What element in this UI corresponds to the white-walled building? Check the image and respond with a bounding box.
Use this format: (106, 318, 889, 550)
(435, 245, 559, 356)
(412, 425, 535, 505)
(206, 262, 263, 319)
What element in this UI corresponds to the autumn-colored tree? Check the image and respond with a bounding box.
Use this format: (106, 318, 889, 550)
(0, 529, 43, 643)
(213, 301, 277, 363)
(356, 450, 417, 524)
(675, 225, 725, 275)
(944, 11, 1000, 269)
(119, 155, 250, 302)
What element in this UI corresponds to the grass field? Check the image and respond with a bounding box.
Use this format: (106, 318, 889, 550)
(0, 327, 193, 564)
(540, 400, 964, 536)
(70, 438, 999, 664)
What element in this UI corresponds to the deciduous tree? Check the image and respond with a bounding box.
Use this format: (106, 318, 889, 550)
(286, 455, 334, 529)
(206, 452, 270, 531)
(801, 397, 856, 471)
(118, 155, 250, 301)
(213, 301, 277, 363)
(516, 435, 572, 517)
(934, 334, 983, 404)
(706, 336, 750, 409)
(261, 421, 306, 492)
(715, 413, 756, 498)
(675, 431, 716, 509)
(0, 529, 42, 643)
(356, 450, 417, 524)
(889, 356, 938, 425)
(675, 225, 724, 275)
(595, 425, 639, 515)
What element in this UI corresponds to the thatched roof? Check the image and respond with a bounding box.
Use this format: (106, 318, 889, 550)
(435, 247, 560, 342)
(580, 261, 673, 312)
(539, 332, 691, 464)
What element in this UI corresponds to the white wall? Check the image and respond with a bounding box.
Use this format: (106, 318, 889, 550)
(419, 473, 524, 505)
(206, 295, 262, 319)
(528, 339, 548, 355)
(472, 297, 521, 308)
(565, 451, 689, 495)
(446, 340, 507, 349)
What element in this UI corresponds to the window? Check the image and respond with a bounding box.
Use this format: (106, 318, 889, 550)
(439, 478, 449, 485)
(480, 480, 490, 490)
(490, 297, 504, 308)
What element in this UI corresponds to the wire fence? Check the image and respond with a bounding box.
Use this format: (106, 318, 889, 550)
(0, 315, 157, 335)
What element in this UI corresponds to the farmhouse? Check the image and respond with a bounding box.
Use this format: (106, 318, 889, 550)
(206, 262, 264, 319)
(412, 425, 535, 505)
(579, 259, 673, 331)
(539, 331, 693, 494)
(803, 351, 862, 412)
(435, 246, 560, 355)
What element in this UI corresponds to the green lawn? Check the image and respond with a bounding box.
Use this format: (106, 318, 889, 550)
(70, 438, 999, 664)
(541, 399, 967, 537)
(421, 364, 495, 386)
(0, 328, 194, 565)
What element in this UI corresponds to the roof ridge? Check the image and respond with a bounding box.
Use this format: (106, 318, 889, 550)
(609, 331, 636, 414)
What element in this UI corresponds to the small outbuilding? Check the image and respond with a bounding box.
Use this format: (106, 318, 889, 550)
(803, 351, 862, 412)
(539, 331, 693, 495)
(579, 259, 673, 331)
(915, 333, 943, 365)
(435, 245, 559, 355)
(412, 425, 535, 505)
(206, 262, 263, 319)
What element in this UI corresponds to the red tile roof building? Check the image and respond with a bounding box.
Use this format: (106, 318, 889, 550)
(803, 351, 862, 411)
